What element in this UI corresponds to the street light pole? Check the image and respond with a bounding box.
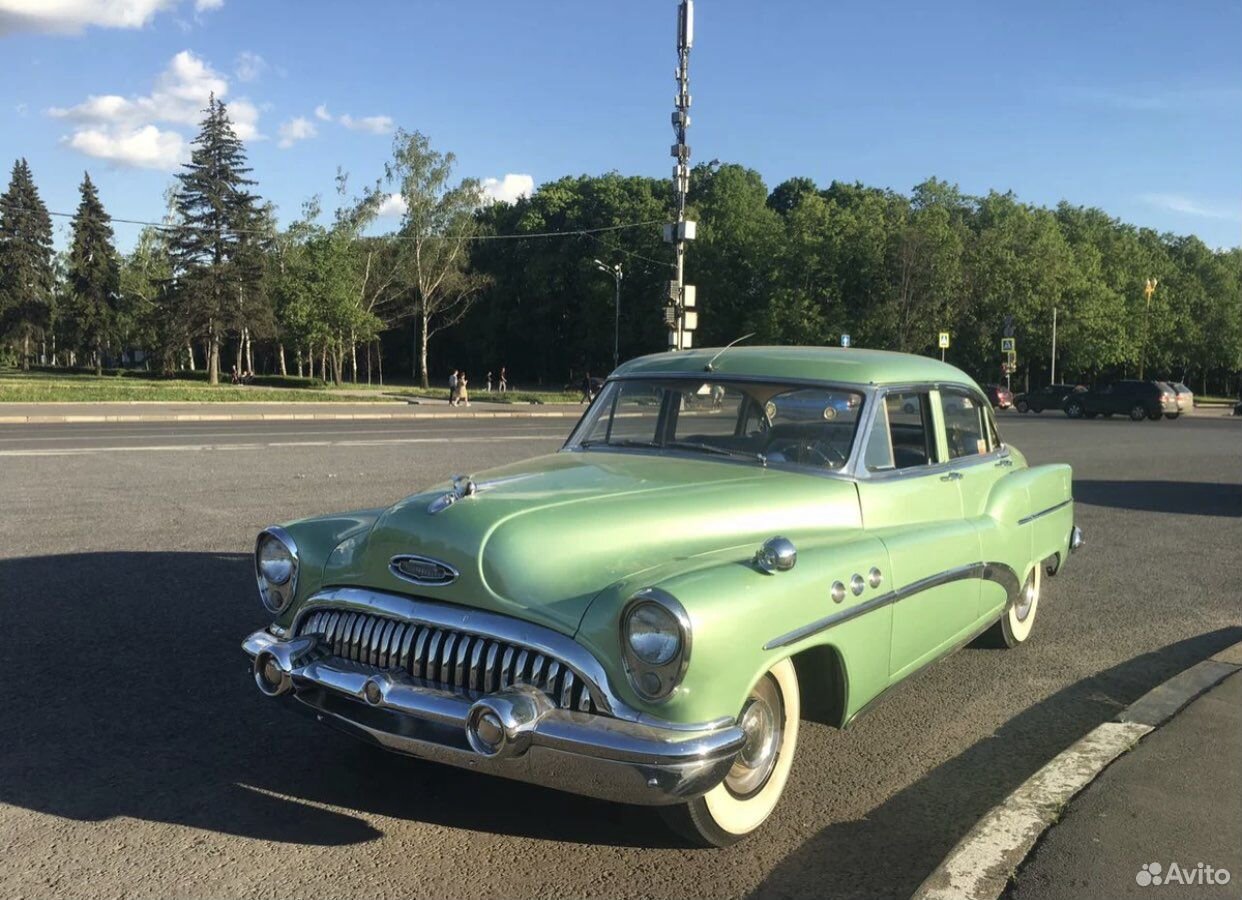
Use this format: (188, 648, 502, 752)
(594, 259, 623, 371)
(1050, 306, 1057, 385)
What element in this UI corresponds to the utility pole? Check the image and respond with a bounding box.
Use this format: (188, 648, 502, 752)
(593, 259, 623, 371)
(664, 0, 697, 350)
(1139, 278, 1157, 379)
(1050, 306, 1057, 385)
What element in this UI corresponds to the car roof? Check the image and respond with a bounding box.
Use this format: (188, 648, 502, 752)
(612, 345, 980, 390)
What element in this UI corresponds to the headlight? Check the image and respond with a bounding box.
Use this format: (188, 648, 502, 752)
(626, 602, 681, 665)
(255, 526, 299, 614)
(620, 589, 691, 702)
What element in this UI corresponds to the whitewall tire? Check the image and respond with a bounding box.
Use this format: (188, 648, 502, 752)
(987, 565, 1040, 648)
(660, 658, 800, 847)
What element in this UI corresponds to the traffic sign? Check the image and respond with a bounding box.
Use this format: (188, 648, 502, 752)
(840, 333, 851, 348)
(1001, 337, 1016, 353)
(938, 332, 950, 349)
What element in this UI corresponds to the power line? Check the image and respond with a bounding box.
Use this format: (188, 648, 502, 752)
(0, 198, 663, 244)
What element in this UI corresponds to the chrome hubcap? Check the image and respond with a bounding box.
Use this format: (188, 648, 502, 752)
(1014, 574, 1037, 622)
(725, 675, 783, 798)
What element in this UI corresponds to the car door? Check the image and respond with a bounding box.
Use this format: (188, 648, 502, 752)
(937, 387, 1023, 621)
(856, 388, 983, 682)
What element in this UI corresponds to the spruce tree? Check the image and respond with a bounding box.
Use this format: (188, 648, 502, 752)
(67, 172, 120, 375)
(170, 96, 263, 384)
(0, 158, 55, 369)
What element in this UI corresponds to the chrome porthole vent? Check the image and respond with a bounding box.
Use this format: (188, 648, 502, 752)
(390, 554, 458, 586)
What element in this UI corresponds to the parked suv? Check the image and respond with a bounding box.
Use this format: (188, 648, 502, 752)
(1063, 380, 1177, 421)
(1014, 383, 1081, 414)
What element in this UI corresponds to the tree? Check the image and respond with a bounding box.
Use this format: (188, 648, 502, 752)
(67, 172, 120, 375)
(169, 96, 265, 384)
(385, 130, 490, 387)
(0, 158, 55, 368)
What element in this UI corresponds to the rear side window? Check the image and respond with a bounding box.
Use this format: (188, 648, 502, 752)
(940, 390, 989, 459)
(866, 392, 935, 470)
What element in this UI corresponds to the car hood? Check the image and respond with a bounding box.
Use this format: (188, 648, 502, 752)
(327, 450, 860, 636)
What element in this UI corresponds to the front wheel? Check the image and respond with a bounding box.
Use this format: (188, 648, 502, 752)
(1065, 400, 1083, 418)
(1165, 412, 1180, 420)
(1130, 404, 1147, 421)
(984, 565, 1041, 648)
(1016, 400, 1029, 414)
(659, 659, 800, 847)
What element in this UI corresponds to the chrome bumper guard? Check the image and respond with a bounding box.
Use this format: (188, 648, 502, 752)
(1070, 525, 1084, 551)
(243, 629, 745, 806)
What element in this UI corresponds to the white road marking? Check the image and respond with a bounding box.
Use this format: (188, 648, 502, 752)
(0, 424, 557, 443)
(0, 434, 565, 457)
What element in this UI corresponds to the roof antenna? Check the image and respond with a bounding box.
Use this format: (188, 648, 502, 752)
(704, 333, 755, 372)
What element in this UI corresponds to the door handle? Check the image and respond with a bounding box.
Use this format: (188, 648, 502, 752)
(995, 458, 1014, 468)
(939, 472, 963, 482)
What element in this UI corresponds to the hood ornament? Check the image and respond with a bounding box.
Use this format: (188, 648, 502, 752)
(428, 474, 477, 514)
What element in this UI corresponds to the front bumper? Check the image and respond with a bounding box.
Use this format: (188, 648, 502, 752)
(243, 629, 745, 806)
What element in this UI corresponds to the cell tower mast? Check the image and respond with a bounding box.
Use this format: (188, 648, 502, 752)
(665, 0, 698, 350)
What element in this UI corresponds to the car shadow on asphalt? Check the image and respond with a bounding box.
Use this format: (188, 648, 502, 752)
(742, 625, 1242, 900)
(0, 551, 672, 849)
(1074, 480, 1242, 517)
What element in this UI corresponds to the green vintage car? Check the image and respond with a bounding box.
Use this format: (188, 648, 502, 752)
(243, 346, 1082, 846)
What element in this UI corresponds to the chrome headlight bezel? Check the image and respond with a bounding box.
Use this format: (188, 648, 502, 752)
(619, 588, 691, 703)
(255, 526, 299, 614)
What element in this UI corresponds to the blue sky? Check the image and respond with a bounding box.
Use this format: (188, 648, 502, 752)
(2, 0, 1239, 251)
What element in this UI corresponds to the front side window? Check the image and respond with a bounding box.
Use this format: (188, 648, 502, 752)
(570, 378, 866, 473)
(940, 389, 989, 459)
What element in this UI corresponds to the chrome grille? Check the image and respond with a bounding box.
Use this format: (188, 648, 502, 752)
(297, 608, 599, 713)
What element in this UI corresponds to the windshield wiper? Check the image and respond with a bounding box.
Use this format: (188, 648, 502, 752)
(579, 438, 661, 450)
(665, 440, 767, 467)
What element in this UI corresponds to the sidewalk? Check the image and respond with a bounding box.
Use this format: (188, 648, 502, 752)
(1004, 671, 1241, 900)
(0, 399, 587, 424)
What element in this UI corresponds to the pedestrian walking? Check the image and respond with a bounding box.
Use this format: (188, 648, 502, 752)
(448, 369, 459, 406)
(486, 371, 493, 392)
(580, 371, 594, 404)
(459, 371, 471, 406)
(498, 367, 508, 392)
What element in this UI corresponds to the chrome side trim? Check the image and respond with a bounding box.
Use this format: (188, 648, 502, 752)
(762, 561, 1021, 651)
(1018, 498, 1072, 526)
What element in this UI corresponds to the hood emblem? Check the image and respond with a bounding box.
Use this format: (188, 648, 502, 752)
(428, 474, 477, 514)
(390, 554, 459, 586)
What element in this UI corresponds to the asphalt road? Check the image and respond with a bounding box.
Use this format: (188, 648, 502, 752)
(1, 413, 1238, 900)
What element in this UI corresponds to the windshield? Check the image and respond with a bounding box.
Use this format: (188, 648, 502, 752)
(567, 378, 866, 472)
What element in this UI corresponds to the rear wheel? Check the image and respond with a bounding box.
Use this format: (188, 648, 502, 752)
(1084, 411, 1098, 419)
(659, 659, 800, 848)
(1130, 404, 1147, 421)
(1165, 412, 1180, 420)
(983, 566, 1041, 648)
(1147, 410, 1163, 421)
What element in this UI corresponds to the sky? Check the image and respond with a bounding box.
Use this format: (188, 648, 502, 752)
(1, 0, 1239, 252)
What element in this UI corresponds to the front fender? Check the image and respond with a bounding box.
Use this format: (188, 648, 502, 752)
(269, 509, 384, 629)
(574, 532, 893, 727)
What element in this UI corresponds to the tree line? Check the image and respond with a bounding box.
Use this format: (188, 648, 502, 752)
(2, 98, 1239, 394)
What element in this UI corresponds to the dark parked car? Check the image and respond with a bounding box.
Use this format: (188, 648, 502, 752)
(1014, 383, 1081, 414)
(983, 384, 1014, 409)
(1063, 380, 1177, 421)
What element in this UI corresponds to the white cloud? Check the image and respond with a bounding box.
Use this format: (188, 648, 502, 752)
(234, 51, 266, 83)
(194, 0, 222, 11)
(277, 116, 316, 149)
(479, 174, 534, 205)
(376, 193, 407, 217)
(66, 124, 186, 170)
(313, 103, 332, 121)
(1141, 193, 1242, 222)
(0, 0, 177, 35)
(339, 113, 394, 134)
(48, 49, 261, 169)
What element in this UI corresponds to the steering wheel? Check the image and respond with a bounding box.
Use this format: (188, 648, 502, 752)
(766, 438, 847, 468)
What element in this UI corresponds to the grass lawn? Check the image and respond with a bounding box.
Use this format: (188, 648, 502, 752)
(0, 369, 393, 403)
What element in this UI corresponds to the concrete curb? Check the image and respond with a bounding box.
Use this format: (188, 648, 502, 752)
(911, 640, 1242, 900)
(0, 409, 583, 425)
